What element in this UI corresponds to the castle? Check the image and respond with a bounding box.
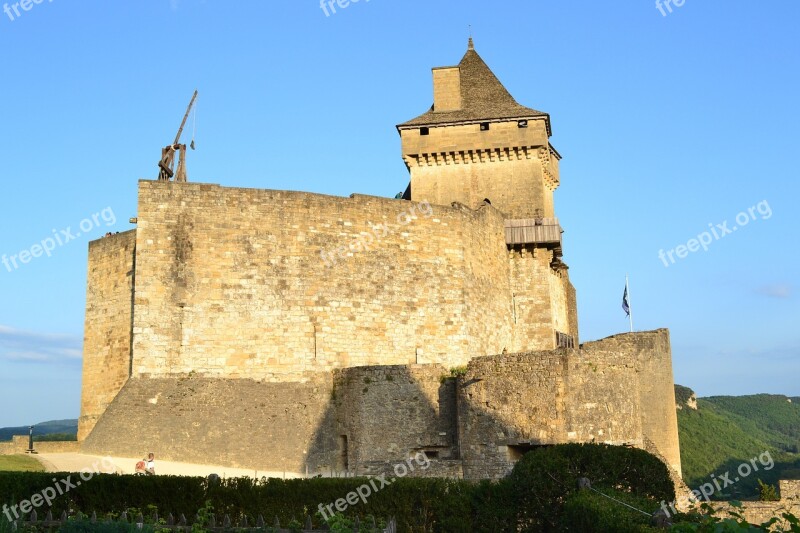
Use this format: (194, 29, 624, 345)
(79, 40, 682, 480)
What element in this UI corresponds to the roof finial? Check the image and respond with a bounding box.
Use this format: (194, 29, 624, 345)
(468, 29, 474, 51)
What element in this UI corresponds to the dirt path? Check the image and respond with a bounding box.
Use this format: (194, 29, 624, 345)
(36, 453, 301, 479)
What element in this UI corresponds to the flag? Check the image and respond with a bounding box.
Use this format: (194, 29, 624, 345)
(622, 284, 631, 317)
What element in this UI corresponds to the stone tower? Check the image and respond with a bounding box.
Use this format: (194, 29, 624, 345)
(398, 40, 576, 351)
(397, 38, 561, 221)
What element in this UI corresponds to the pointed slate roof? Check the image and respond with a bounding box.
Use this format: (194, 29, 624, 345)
(397, 39, 550, 132)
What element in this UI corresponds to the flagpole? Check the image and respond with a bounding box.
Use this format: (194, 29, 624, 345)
(626, 274, 633, 333)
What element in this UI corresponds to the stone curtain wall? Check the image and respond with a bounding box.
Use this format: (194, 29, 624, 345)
(458, 330, 680, 479)
(78, 231, 136, 440)
(582, 330, 682, 477)
(82, 331, 680, 480)
(131, 181, 515, 380)
(78, 185, 679, 480)
(81, 181, 582, 448)
(82, 374, 337, 475)
(82, 367, 459, 477)
(458, 350, 571, 479)
(564, 349, 644, 447)
(458, 347, 644, 479)
(331, 365, 459, 473)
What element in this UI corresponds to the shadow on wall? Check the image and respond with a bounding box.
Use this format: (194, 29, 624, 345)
(81, 366, 462, 477)
(82, 364, 465, 477)
(305, 365, 463, 479)
(81, 331, 680, 482)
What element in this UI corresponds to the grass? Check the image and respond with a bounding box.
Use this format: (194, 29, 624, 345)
(0, 454, 45, 472)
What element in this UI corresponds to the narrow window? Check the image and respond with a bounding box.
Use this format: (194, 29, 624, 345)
(420, 127, 430, 136)
(480, 122, 490, 131)
(518, 120, 528, 128)
(556, 332, 575, 349)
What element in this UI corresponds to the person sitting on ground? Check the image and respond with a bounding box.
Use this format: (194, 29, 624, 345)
(134, 452, 155, 475)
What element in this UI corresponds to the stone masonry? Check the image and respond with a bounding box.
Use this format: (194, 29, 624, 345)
(79, 41, 681, 481)
(83, 330, 680, 480)
(717, 480, 800, 525)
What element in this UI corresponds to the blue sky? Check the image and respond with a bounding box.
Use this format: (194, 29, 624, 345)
(0, 0, 797, 427)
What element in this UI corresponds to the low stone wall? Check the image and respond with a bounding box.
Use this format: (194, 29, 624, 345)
(0, 436, 27, 455)
(33, 441, 81, 454)
(0, 436, 79, 455)
(714, 481, 800, 525)
(742, 480, 800, 524)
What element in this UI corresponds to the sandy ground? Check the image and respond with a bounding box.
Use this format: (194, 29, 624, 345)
(35, 453, 304, 479)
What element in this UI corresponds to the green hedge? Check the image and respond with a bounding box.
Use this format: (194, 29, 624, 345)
(505, 444, 674, 531)
(0, 444, 676, 532)
(561, 490, 660, 532)
(0, 474, 473, 531)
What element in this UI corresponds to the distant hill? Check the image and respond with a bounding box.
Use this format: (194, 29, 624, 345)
(0, 419, 78, 442)
(703, 394, 800, 453)
(676, 386, 800, 499)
